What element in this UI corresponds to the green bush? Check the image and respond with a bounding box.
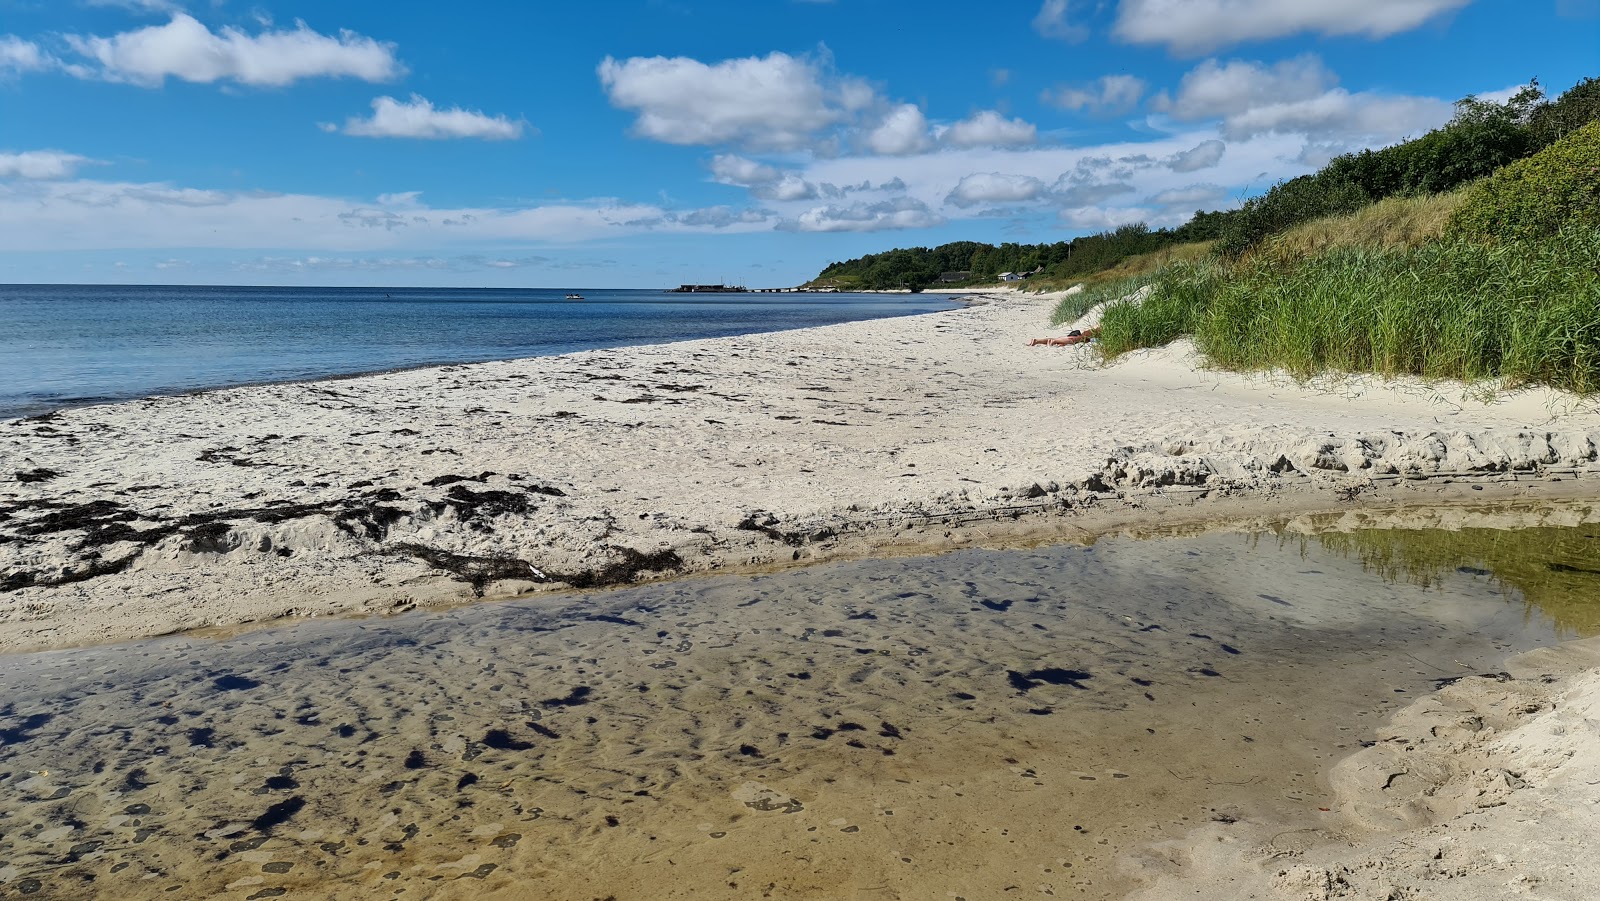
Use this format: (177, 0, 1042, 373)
(1447, 121, 1600, 243)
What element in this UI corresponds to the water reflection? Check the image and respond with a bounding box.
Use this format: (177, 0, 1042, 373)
(1314, 522, 1600, 638)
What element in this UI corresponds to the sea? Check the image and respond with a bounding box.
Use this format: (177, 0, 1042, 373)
(0, 284, 956, 420)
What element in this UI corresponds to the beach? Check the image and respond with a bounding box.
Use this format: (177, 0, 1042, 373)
(6, 288, 1600, 898)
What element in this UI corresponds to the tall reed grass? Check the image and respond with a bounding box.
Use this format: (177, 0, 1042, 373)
(1082, 229, 1600, 393)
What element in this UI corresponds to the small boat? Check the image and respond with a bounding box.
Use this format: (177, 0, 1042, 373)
(565, 293, 584, 300)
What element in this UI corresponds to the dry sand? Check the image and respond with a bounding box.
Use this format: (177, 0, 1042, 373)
(5, 287, 1600, 898)
(6, 288, 1600, 653)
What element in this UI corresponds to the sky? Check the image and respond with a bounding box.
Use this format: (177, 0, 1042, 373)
(0, 0, 1596, 288)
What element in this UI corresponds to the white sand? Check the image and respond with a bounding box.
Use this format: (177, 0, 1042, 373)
(6, 287, 1600, 898)
(5, 288, 1600, 652)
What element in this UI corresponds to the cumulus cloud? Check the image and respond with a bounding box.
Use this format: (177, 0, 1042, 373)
(1156, 56, 1452, 143)
(868, 104, 934, 155)
(0, 36, 52, 74)
(675, 206, 773, 228)
(1033, 0, 1088, 41)
(946, 173, 1047, 208)
(1154, 56, 1334, 120)
(942, 111, 1037, 148)
(334, 95, 524, 140)
(1114, 0, 1472, 54)
(709, 154, 781, 187)
(598, 51, 872, 151)
(0, 150, 94, 179)
(785, 197, 942, 233)
(756, 174, 817, 202)
(1043, 74, 1147, 115)
(63, 13, 404, 86)
(1222, 91, 1450, 142)
(1166, 139, 1226, 172)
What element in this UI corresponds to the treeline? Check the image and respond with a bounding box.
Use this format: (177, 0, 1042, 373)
(809, 76, 1599, 289)
(813, 214, 1225, 291)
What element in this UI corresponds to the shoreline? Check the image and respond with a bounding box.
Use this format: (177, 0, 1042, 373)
(0, 290, 961, 423)
(6, 288, 1600, 898)
(7, 288, 1600, 653)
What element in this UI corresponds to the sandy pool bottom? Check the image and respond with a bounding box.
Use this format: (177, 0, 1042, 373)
(0, 517, 1594, 900)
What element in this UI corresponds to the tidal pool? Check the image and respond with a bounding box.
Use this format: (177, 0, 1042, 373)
(2, 509, 1598, 900)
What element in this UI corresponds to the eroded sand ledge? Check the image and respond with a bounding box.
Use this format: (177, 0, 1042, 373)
(6, 289, 1600, 898)
(5, 289, 1600, 653)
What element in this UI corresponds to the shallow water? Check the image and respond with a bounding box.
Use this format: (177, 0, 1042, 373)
(0, 286, 953, 419)
(1, 522, 1597, 900)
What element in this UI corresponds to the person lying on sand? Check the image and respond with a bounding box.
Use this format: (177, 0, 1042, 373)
(1027, 328, 1098, 347)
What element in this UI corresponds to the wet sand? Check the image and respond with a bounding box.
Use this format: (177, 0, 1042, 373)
(1, 514, 1594, 900)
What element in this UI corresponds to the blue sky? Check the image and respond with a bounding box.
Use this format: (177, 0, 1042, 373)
(0, 0, 1595, 288)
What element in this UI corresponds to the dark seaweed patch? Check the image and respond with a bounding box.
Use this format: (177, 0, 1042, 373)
(213, 674, 261, 692)
(587, 614, 641, 627)
(980, 600, 1013, 612)
(1007, 668, 1093, 693)
(540, 686, 592, 708)
(14, 469, 60, 484)
(482, 729, 534, 751)
(187, 727, 216, 748)
(527, 723, 560, 739)
(250, 797, 305, 833)
(404, 750, 427, 770)
(0, 713, 52, 745)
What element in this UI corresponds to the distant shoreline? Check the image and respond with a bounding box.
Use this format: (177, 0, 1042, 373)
(0, 286, 958, 421)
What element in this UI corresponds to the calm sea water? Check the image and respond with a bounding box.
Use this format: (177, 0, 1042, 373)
(0, 285, 955, 419)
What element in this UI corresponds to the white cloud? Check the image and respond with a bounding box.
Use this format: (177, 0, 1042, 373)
(868, 104, 934, 155)
(1043, 75, 1147, 114)
(1220, 90, 1451, 142)
(1052, 175, 1136, 207)
(1156, 56, 1452, 144)
(84, 0, 181, 11)
(1149, 183, 1225, 206)
(1154, 56, 1335, 121)
(785, 197, 943, 233)
(0, 36, 52, 74)
(709, 154, 781, 187)
(598, 52, 871, 151)
(336, 95, 524, 140)
(1166, 139, 1226, 172)
(757, 174, 818, 202)
(1114, 0, 1472, 53)
(0, 151, 94, 179)
(1476, 83, 1533, 105)
(0, 176, 780, 253)
(1060, 206, 1154, 229)
(1033, 0, 1088, 41)
(64, 13, 403, 87)
(942, 110, 1038, 148)
(946, 173, 1047, 208)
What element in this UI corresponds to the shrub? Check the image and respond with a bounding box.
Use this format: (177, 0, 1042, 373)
(1447, 121, 1600, 243)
